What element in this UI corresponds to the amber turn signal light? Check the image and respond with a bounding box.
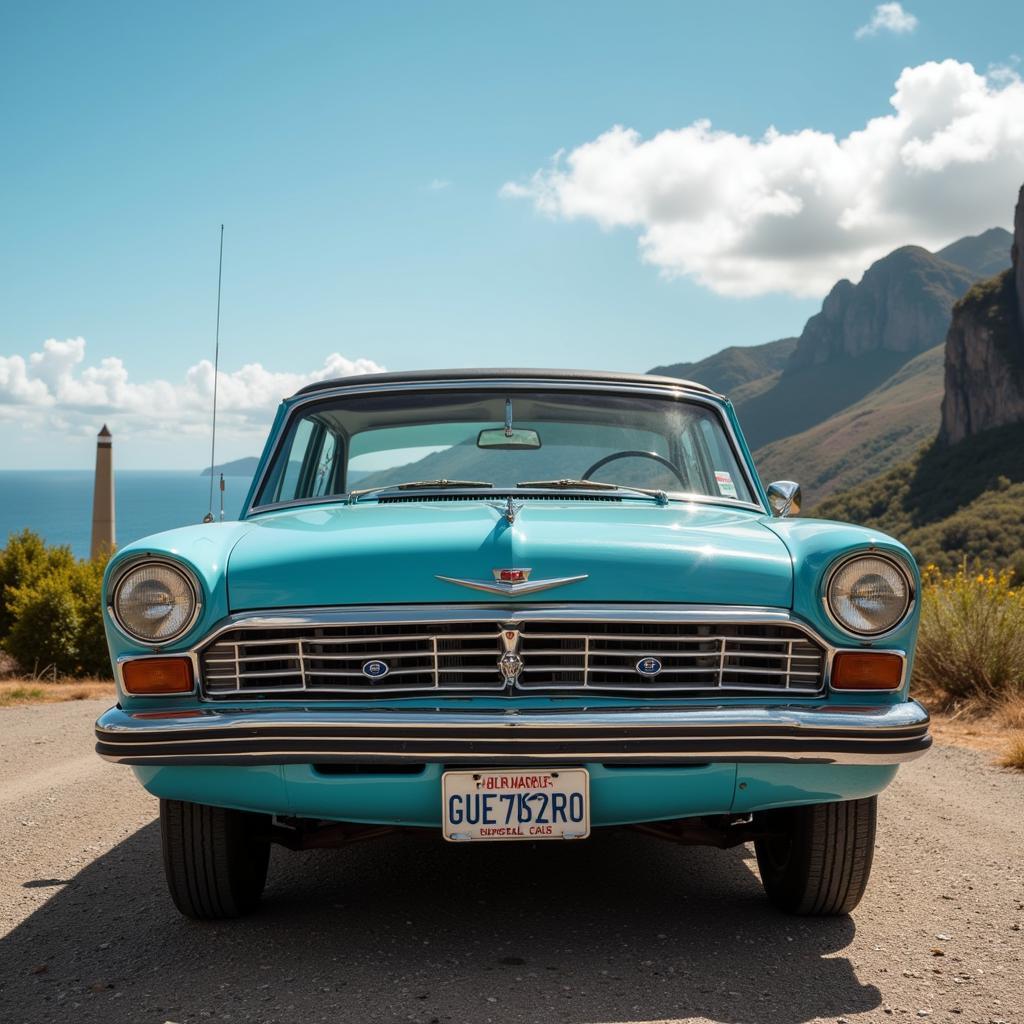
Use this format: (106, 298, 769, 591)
(830, 652, 903, 690)
(122, 657, 194, 695)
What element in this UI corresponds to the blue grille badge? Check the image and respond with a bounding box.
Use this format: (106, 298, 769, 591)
(361, 659, 390, 679)
(635, 656, 663, 677)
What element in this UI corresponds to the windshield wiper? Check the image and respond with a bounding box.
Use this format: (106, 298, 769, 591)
(348, 479, 494, 504)
(516, 479, 669, 505)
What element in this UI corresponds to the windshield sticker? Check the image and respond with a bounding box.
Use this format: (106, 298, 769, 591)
(714, 470, 737, 498)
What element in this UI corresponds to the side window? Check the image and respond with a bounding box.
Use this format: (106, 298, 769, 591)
(697, 416, 752, 502)
(311, 432, 338, 497)
(277, 420, 315, 501)
(264, 418, 343, 504)
(678, 424, 708, 494)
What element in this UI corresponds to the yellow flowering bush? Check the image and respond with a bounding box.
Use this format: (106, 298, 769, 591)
(912, 563, 1024, 706)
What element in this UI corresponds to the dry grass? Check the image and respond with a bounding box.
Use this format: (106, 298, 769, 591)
(907, 566, 1024, 771)
(1000, 733, 1024, 770)
(924, 695, 1024, 770)
(995, 694, 1024, 769)
(0, 678, 114, 708)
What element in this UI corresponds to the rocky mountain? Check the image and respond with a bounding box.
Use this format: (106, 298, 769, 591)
(810, 186, 1024, 572)
(935, 227, 1014, 279)
(786, 247, 977, 370)
(649, 227, 1013, 501)
(713, 243, 988, 452)
(939, 189, 1024, 444)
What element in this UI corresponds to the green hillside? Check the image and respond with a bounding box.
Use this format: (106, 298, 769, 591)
(736, 349, 914, 449)
(649, 336, 796, 395)
(935, 227, 1014, 279)
(753, 344, 944, 504)
(811, 421, 1024, 573)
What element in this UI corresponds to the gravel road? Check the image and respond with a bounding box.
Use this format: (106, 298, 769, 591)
(1, 700, 1021, 1024)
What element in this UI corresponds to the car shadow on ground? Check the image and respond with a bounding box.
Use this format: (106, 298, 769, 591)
(1, 820, 881, 1024)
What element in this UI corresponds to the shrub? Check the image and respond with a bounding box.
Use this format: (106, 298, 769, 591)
(1001, 733, 1024, 770)
(912, 565, 1024, 707)
(0, 529, 74, 638)
(0, 532, 109, 678)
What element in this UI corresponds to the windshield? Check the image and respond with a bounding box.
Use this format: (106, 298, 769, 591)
(254, 389, 756, 508)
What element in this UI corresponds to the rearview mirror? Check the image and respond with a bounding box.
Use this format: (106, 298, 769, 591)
(766, 480, 801, 517)
(477, 428, 542, 451)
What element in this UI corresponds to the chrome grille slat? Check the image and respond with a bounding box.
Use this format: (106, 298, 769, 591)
(199, 614, 827, 699)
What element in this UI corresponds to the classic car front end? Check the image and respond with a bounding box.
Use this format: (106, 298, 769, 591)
(95, 369, 930, 919)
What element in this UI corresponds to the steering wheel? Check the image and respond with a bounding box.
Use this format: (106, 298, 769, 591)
(581, 450, 688, 488)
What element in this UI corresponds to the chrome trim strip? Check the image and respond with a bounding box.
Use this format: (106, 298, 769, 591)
(97, 700, 931, 734)
(245, 379, 767, 517)
(95, 700, 932, 767)
(434, 574, 589, 596)
(189, 603, 822, 640)
(98, 750, 926, 766)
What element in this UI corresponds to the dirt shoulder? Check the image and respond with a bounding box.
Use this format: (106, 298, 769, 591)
(0, 679, 115, 708)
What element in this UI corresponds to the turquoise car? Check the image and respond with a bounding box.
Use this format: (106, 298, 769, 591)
(95, 369, 930, 919)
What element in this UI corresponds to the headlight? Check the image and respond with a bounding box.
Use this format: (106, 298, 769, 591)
(825, 553, 913, 636)
(111, 560, 200, 644)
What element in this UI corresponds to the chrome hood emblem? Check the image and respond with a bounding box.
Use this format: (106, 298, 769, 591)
(436, 569, 588, 596)
(488, 495, 524, 524)
(498, 627, 523, 683)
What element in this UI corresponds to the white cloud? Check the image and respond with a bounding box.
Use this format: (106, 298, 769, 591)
(427, 179, 452, 191)
(855, 3, 918, 39)
(0, 338, 384, 444)
(501, 60, 1024, 297)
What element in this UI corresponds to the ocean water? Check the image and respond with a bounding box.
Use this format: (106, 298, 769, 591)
(0, 471, 254, 559)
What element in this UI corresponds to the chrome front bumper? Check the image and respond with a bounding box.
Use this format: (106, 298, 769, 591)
(95, 700, 931, 767)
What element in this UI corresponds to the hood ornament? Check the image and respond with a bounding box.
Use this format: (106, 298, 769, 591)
(488, 495, 523, 524)
(436, 569, 588, 596)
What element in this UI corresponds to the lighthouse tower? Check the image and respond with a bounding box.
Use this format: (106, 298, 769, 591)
(90, 424, 116, 560)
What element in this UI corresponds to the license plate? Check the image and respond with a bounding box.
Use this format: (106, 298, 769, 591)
(441, 768, 590, 842)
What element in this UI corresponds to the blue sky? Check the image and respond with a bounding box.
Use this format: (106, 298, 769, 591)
(2, 1, 1024, 468)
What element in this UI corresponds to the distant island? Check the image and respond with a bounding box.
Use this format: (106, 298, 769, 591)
(200, 457, 260, 478)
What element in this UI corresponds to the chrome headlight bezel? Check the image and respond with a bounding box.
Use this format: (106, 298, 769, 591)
(823, 551, 915, 639)
(108, 557, 203, 647)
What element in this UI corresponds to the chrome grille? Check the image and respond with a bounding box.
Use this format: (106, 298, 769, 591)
(199, 614, 826, 699)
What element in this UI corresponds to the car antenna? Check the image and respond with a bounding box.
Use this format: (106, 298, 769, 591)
(203, 224, 225, 524)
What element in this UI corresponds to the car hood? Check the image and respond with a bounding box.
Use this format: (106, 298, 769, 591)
(226, 499, 793, 610)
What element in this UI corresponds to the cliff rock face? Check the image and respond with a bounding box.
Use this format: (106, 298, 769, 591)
(788, 247, 978, 369)
(1016, 187, 1024, 324)
(939, 186, 1024, 445)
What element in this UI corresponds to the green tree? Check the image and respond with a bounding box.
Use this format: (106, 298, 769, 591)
(4, 559, 109, 677)
(0, 529, 74, 640)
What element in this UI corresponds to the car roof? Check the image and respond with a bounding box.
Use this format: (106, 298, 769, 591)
(292, 367, 715, 399)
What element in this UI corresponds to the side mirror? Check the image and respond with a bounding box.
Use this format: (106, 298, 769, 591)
(766, 480, 801, 517)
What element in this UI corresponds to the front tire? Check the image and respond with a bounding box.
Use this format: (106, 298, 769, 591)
(160, 799, 271, 920)
(754, 797, 876, 916)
